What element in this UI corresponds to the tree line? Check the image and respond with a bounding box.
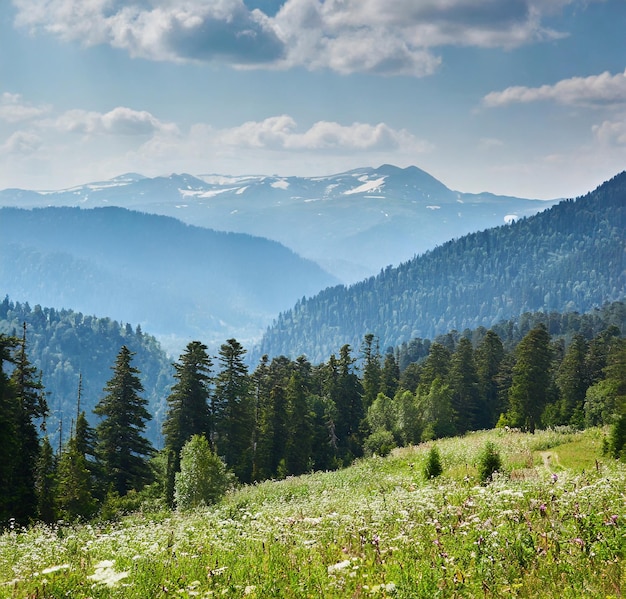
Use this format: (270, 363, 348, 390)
(1, 304, 624, 525)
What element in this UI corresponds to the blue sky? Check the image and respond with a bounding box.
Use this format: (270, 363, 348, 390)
(1, 0, 625, 198)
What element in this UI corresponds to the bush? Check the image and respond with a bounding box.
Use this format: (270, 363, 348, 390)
(175, 435, 232, 510)
(363, 429, 396, 457)
(423, 445, 443, 480)
(477, 441, 502, 484)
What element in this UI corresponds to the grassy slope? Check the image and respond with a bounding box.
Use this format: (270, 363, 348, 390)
(1, 428, 624, 598)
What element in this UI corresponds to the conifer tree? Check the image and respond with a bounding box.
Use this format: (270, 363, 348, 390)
(449, 337, 482, 433)
(508, 325, 553, 432)
(556, 334, 589, 426)
(285, 369, 312, 476)
(35, 436, 57, 523)
(361, 333, 382, 410)
(94, 346, 154, 496)
(57, 436, 97, 520)
(380, 349, 400, 399)
(0, 334, 19, 523)
(215, 339, 253, 482)
(162, 341, 213, 503)
(10, 323, 48, 523)
(475, 330, 505, 428)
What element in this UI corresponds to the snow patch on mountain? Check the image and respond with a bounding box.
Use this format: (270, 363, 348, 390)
(271, 179, 289, 190)
(344, 176, 387, 196)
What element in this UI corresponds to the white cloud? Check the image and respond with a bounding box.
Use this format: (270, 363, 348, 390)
(1, 130, 43, 155)
(11, 0, 591, 76)
(214, 116, 428, 152)
(53, 107, 179, 136)
(593, 116, 626, 146)
(0, 93, 50, 123)
(484, 68, 626, 107)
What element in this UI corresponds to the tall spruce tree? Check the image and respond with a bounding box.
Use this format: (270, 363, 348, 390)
(94, 346, 154, 496)
(556, 334, 589, 426)
(35, 436, 57, 523)
(475, 330, 505, 428)
(449, 337, 481, 433)
(10, 323, 48, 523)
(361, 334, 382, 410)
(215, 339, 253, 482)
(162, 341, 213, 504)
(508, 325, 553, 432)
(0, 334, 19, 524)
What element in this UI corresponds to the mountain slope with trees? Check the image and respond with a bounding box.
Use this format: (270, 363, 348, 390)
(0, 206, 338, 352)
(256, 172, 626, 363)
(0, 297, 173, 449)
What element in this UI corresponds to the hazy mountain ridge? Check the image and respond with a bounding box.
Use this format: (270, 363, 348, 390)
(255, 171, 626, 363)
(0, 165, 557, 283)
(0, 206, 338, 353)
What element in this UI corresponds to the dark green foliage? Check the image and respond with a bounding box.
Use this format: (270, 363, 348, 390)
(508, 325, 553, 432)
(424, 445, 443, 480)
(10, 324, 48, 523)
(256, 173, 626, 363)
(556, 334, 589, 426)
(0, 334, 19, 524)
(35, 436, 57, 523)
(56, 437, 97, 521)
(215, 339, 254, 482)
(162, 341, 213, 504)
(94, 346, 154, 496)
(475, 330, 505, 428)
(380, 349, 400, 398)
(449, 337, 481, 433)
(478, 441, 503, 484)
(361, 334, 382, 410)
(0, 297, 173, 449)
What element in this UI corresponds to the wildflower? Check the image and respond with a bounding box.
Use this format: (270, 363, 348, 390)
(551, 473, 558, 483)
(539, 503, 547, 517)
(571, 538, 585, 548)
(41, 564, 70, 575)
(88, 560, 129, 587)
(328, 560, 351, 573)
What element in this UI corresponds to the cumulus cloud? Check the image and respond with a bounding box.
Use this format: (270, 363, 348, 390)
(1, 130, 43, 155)
(53, 106, 179, 136)
(593, 117, 626, 146)
(484, 68, 626, 107)
(0, 93, 50, 123)
(214, 115, 430, 152)
(11, 0, 589, 76)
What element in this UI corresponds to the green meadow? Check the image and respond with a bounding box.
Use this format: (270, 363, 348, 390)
(1, 427, 624, 598)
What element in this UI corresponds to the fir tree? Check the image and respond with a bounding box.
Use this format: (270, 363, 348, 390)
(508, 325, 553, 432)
(35, 436, 57, 523)
(10, 323, 48, 523)
(162, 341, 213, 504)
(215, 339, 253, 482)
(94, 346, 154, 496)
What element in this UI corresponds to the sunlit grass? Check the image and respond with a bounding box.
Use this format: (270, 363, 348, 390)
(1, 428, 624, 598)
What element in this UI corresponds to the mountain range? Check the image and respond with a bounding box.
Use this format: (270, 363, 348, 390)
(0, 206, 337, 353)
(0, 165, 557, 283)
(255, 171, 626, 363)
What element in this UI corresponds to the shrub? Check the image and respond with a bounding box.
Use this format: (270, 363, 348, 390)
(363, 430, 396, 457)
(175, 435, 232, 510)
(423, 445, 443, 480)
(477, 441, 502, 483)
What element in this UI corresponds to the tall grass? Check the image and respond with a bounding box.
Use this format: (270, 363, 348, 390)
(1, 428, 623, 598)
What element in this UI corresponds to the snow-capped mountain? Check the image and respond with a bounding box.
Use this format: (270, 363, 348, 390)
(0, 165, 558, 283)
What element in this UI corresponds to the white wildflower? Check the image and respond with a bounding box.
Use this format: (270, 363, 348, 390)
(328, 559, 351, 573)
(88, 560, 129, 587)
(41, 564, 70, 575)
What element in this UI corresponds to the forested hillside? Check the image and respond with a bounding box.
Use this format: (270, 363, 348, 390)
(0, 297, 173, 448)
(256, 172, 626, 363)
(0, 206, 338, 352)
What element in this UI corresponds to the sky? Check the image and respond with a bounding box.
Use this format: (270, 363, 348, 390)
(1, 0, 625, 199)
